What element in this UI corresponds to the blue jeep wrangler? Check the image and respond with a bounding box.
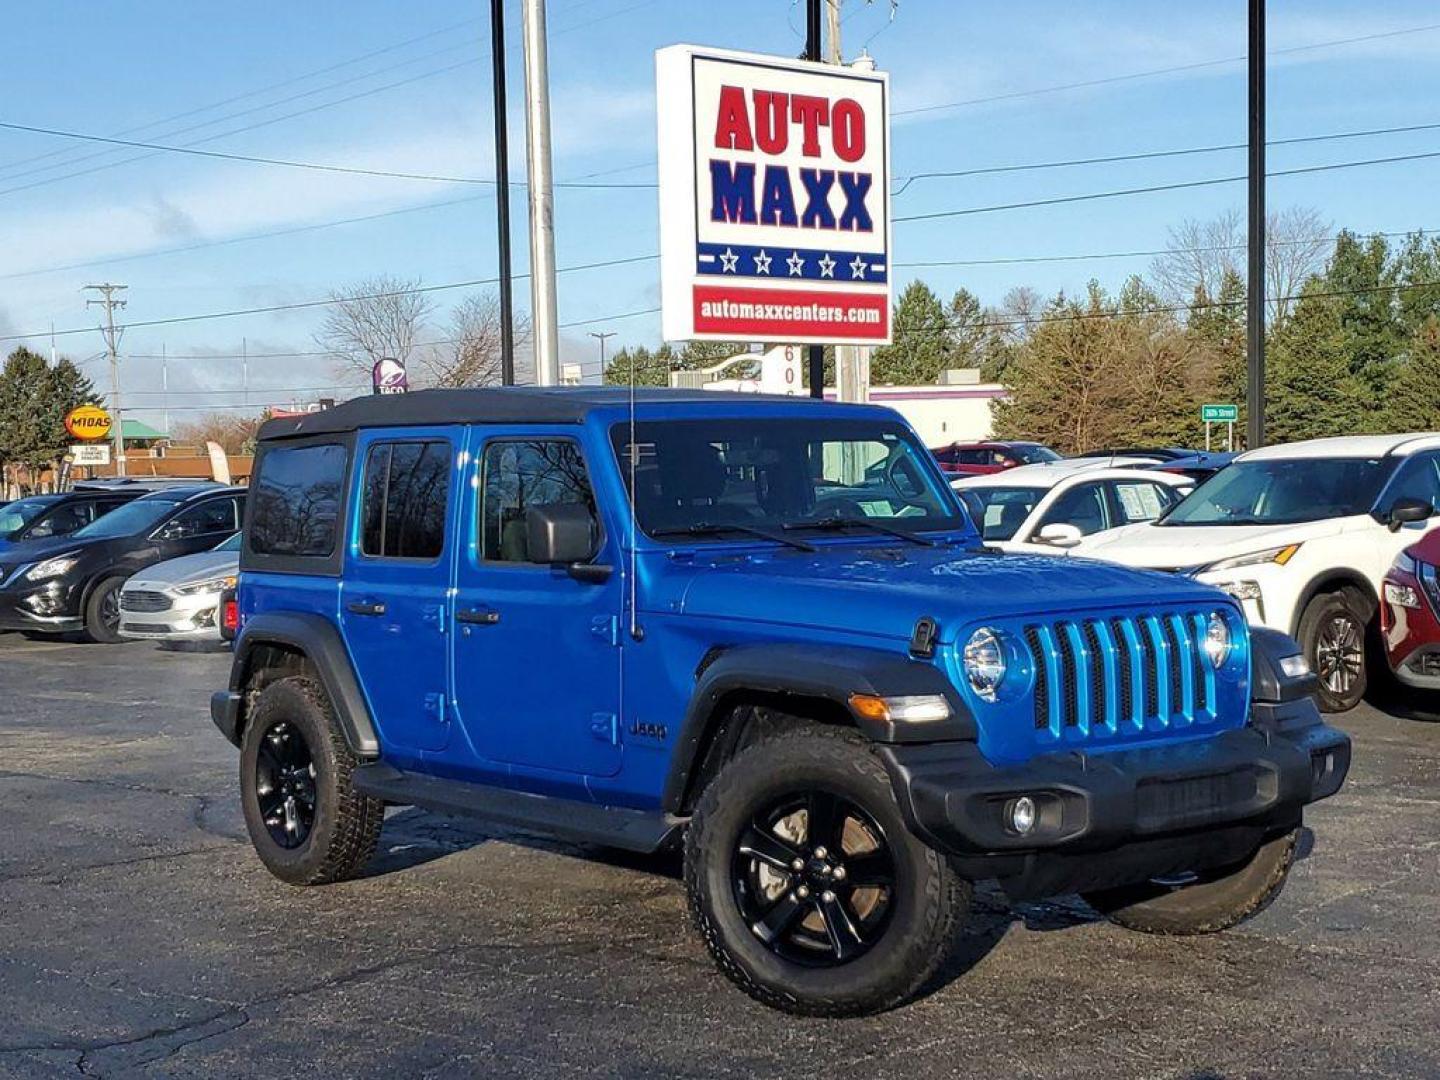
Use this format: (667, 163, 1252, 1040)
(213, 387, 1350, 1016)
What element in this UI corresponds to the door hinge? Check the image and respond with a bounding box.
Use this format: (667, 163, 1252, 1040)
(424, 692, 448, 722)
(590, 712, 619, 746)
(590, 614, 620, 646)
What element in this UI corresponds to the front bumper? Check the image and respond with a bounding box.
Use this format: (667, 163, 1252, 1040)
(881, 698, 1350, 899)
(118, 590, 224, 641)
(0, 583, 84, 632)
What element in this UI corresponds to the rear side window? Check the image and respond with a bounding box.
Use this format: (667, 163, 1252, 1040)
(250, 443, 347, 557)
(480, 440, 594, 562)
(360, 441, 451, 559)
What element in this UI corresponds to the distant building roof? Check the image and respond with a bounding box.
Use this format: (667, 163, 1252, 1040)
(121, 418, 167, 441)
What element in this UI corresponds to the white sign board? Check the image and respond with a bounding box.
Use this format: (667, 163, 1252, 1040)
(656, 44, 891, 346)
(69, 443, 111, 466)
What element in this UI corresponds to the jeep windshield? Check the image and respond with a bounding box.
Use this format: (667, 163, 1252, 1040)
(1159, 457, 1395, 527)
(612, 418, 969, 541)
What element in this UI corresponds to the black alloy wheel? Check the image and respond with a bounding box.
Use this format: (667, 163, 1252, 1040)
(254, 720, 318, 849)
(732, 788, 897, 967)
(100, 587, 121, 632)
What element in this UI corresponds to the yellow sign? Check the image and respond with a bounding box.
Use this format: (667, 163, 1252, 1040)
(64, 404, 113, 441)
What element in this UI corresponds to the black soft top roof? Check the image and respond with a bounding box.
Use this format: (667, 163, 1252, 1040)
(256, 386, 824, 441)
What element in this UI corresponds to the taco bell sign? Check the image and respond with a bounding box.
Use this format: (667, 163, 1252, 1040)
(372, 356, 408, 395)
(656, 45, 891, 346)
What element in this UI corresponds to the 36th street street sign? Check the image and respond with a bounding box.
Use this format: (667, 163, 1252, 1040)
(1201, 404, 1239, 423)
(656, 44, 891, 346)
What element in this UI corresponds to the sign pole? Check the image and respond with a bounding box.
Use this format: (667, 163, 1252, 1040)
(1246, 0, 1266, 449)
(1205, 421, 1211, 453)
(490, 0, 515, 386)
(521, 0, 560, 386)
(804, 0, 825, 399)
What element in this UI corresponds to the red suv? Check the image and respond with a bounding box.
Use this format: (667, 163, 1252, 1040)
(931, 440, 1059, 477)
(1381, 530, 1440, 689)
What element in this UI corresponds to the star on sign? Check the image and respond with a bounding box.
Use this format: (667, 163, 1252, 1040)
(719, 247, 740, 273)
(786, 251, 806, 276)
(753, 249, 773, 275)
(849, 256, 869, 280)
(818, 253, 837, 278)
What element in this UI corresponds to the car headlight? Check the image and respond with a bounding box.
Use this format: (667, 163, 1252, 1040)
(1204, 544, 1301, 573)
(22, 553, 81, 582)
(174, 574, 237, 597)
(1203, 611, 1232, 668)
(963, 627, 1007, 701)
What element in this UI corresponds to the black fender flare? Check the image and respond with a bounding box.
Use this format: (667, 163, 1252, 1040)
(661, 642, 975, 812)
(227, 611, 380, 757)
(1289, 571, 1379, 638)
(1248, 625, 1319, 705)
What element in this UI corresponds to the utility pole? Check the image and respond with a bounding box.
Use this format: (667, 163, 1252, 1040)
(242, 336, 249, 410)
(1247, 0, 1266, 449)
(490, 0, 516, 385)
(588, 330, 616, 376)
(84, 283, 128, 477)
(521, 0, 560, 386)
(804, 0, 825, 399)
(161, 343, 170, 441)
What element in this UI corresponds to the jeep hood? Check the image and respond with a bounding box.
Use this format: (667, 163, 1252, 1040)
(667, 544, 1229, 643)
(1077, 519, 1339, 570)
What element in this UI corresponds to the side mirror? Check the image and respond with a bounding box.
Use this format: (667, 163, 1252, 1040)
(1036, 522, 1084, 549)
(525, 503, 609, 582)
(1386, 496, 1433, 532)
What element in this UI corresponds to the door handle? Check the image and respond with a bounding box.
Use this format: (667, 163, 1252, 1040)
(346, 600, 387, 617)
(456, 607, 500, 625)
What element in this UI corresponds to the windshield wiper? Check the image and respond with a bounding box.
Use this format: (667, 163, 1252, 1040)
(781, 516, 937, 546)
(650, 522, 816, 552)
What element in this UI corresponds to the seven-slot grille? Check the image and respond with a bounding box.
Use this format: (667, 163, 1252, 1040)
(1024, 612, 1217, 740)
(120, 590, 172, 613)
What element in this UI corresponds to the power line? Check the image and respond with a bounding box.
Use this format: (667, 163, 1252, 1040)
(0, 253, 660, 343)
(894, 20, 1440, 118)
(0, 119, 656, 191)
(893, 147, 1440, 224)
(891, 120, 1440, 193)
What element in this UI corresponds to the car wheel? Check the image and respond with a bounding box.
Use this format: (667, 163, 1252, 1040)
(239, 676, 384, 886)
(82, 575, 128, 644)
(684, 726, 971, 1017)
(1298, 591, 1369, 712)
(1082, 827, 1298, 935)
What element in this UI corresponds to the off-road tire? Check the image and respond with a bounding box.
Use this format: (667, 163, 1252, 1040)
(239, 676, 384, 886)
(1082, 827, 1299, 936)
(82, 575, 127, 644)
(1298, 589, 1369, 712)
(684, 726, 971, 1017)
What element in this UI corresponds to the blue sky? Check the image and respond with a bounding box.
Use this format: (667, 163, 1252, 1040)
(2, 1, 1439, 428)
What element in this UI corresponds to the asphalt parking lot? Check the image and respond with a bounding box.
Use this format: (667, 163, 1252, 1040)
(1, 635, 1438, 1079)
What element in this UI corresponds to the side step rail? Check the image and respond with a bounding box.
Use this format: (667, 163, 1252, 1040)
(352, 764, 686, 854)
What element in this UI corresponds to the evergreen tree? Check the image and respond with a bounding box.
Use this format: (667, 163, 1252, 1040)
(0, 348, 99, 492)
(1323, 231, 1402, 397)
(870, 281, 952, 385)
(1386, 317, 1440, 432)
(1265, 289, 1367, 442)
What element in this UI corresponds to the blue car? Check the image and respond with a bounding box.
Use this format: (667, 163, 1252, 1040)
(212, 388, 1349, 1016)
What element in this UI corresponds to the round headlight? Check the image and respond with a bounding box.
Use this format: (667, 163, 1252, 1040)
(1204, 612, 1232, 668)
(963, 627, 1007, 701)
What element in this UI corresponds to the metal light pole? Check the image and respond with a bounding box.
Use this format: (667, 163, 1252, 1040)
(1247, 0, 1266, 449)
(521, 0, 560, 386)
(804, 0, 825, 399)
(588, 330, 616, 376)
(490, 0, 515, 385)
(84, 283, 128, 476)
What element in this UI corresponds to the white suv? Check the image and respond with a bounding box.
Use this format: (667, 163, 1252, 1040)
(1079, 434, 1440, 711)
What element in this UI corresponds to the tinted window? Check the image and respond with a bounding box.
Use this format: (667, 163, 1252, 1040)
(251, 444, 347, 556)
(1386, 453, 1440, 513)
(73, 496, 184, 539)
(1014, 445, 1061, 464)
(481, 440, 594, 562)
(1110, 480, 1179, 525)
(952, 449, 990, 466)
(166, 497, 240, 539)
(957, 487, 1044, 541)
(1040, 482, 1110, 536)
(360, 441, 451, 559)
(0, 496, 58, 536)
(23, 501, 93, 539)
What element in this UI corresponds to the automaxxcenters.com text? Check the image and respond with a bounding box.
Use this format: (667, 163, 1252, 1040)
(691, 285, 889, 340)
(699, 299, 881, 325)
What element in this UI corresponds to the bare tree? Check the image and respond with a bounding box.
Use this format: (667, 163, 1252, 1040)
(172, 412, 267, 454)
(317, 275, 436, 380)
(1150, 206, 1331, 325)
(411, 293, 533, 388)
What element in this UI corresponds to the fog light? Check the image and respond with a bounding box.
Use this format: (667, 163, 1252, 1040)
(1384, 581, 1421, 610)
(1219, 580, 1262, 603)
(1279, 653, 1311, 679)
(1008, 795, 1037, 835)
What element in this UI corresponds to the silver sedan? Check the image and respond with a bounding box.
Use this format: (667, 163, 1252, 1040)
(118, 533, 240, 642)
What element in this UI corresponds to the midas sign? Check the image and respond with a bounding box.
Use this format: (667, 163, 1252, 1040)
(657, 45, 891, 346)
(64, 404, 113, 440)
